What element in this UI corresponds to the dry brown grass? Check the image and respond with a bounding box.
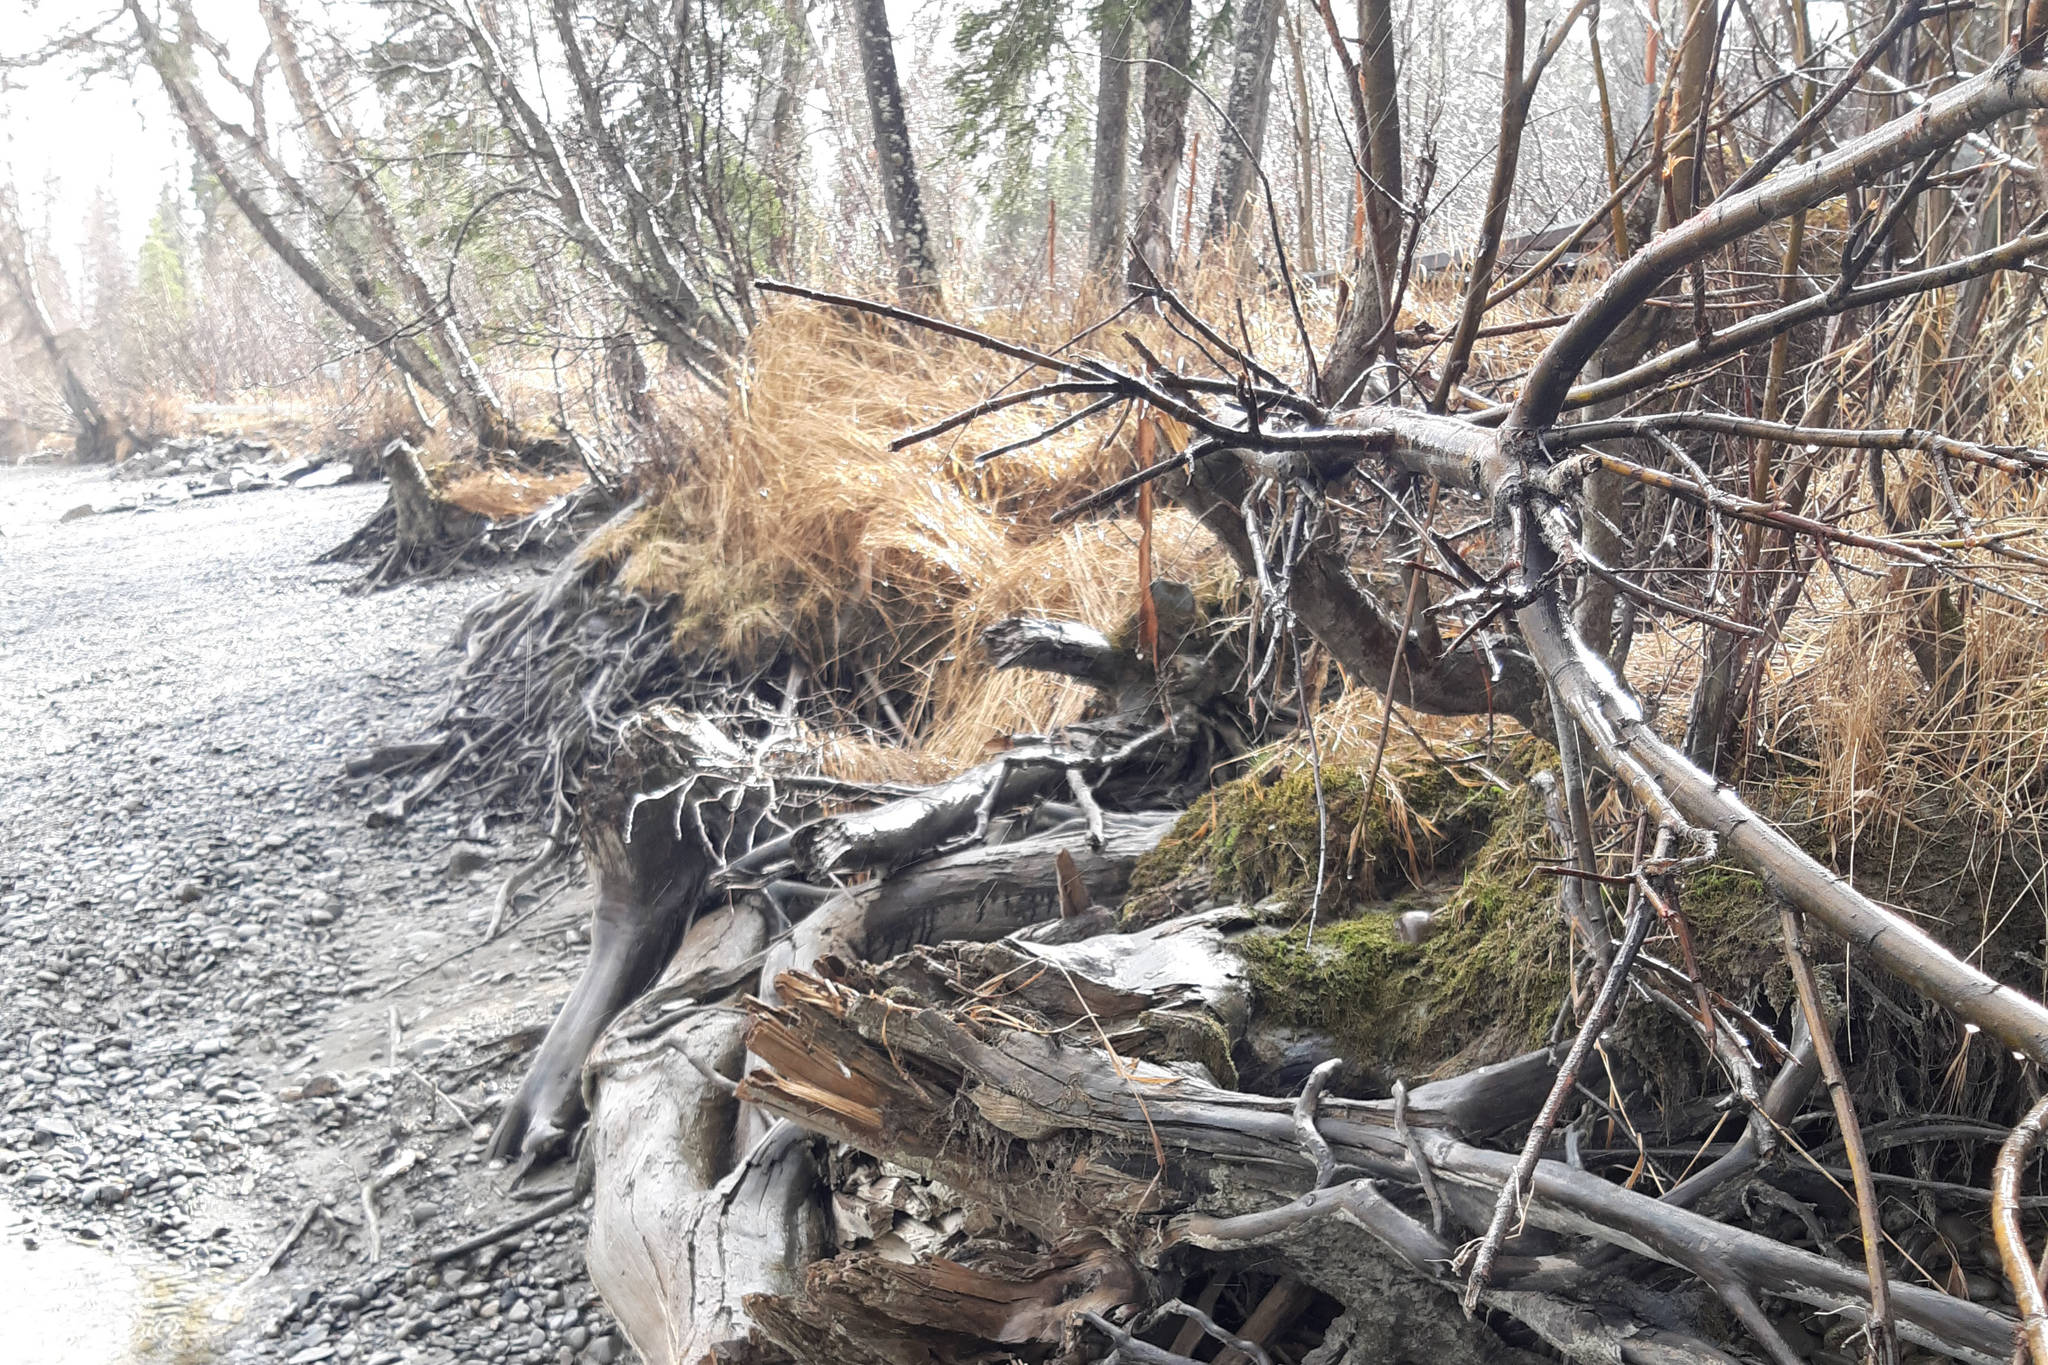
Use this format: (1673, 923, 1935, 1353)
(585, 270, 1300, 767)
(1694, 273, 2048, 906)
(440, 466, 587, 519)
(579, 253, 1607, 769)
(570, 239, 2048, 846)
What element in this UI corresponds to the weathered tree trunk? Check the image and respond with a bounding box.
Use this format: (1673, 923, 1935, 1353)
(736, 927, 2024, 1365)
(1088, 2, 1137, 275)
(490, 712, 775, 1163)
(582, 901, 829, 1365)
(1204, 0, 1283, 246)
(382, 442, 481, 567)
(848, 0, 941, 298)
(1128, 0, 1193, 287)
(584, 821, 1175, 1362)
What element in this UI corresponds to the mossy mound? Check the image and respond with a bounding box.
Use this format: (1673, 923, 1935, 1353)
(1126, 755, 1511, 921)
(1145, 739, 2047, 1119)
(1232, 786, 1571, 1079)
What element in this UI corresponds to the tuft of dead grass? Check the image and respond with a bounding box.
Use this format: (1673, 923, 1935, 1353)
(586, 281, 1279, 767)
(573, 252, 1608, 771)
(440, 466, 588, 520)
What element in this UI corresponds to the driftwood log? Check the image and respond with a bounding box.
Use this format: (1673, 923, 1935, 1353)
(490, 710, 782, 1161)
(583, 815, 1175, 1362)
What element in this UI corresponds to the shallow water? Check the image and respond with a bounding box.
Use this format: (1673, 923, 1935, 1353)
(0, 1207, 231, 1364)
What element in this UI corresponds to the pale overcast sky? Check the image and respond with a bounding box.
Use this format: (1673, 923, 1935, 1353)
(2, 4, 211, 273)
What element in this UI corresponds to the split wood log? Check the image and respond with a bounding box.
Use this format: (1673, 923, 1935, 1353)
(774, 812, 1175, 981)
(734, 926, 2023, 1365)
(739, 811, 1176, 1149)
(746, 1237, 1144, 1365)
(584, 813, 1175, 1362)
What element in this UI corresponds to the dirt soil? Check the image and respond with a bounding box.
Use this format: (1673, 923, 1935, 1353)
(0, 464, 629, 1365)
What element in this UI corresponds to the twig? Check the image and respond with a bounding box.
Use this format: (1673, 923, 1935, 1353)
(1393, 1079, 1449, 1235)
(1137, 1300, 1273, 1365)
(1994, 1092, 2048, 1365)
(420, 1187, 581, 1265)
(1078, 1310, 1206, 1365)
(757, 279, 1079, 373)
(361, 1148, 422, 1264)
(1292, 1058, 1342, 1190)
(407, 1067, 480, 1129)
(1460, 857, 1656, 1308)
(1781, 905, 1898, 1365)
(889, 380, 1116, 450)
(1052, 438, 1218, 524)
(247, 1200, 327, 1281)
(976, 394, 1124, 464)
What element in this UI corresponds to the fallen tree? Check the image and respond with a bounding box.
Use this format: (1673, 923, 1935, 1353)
(487, 580, 1254, 1169)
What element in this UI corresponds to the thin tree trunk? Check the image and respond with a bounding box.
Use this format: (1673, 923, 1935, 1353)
(257, 0, 514, 447)
(1356, 0, 1403, 288)
(1284, 12, 1319, 274)
(1088, 3, 1136, 275)
(753, 0, 814, 280)
(125, 0, 460, 416)
(1205, 0, 1283, 245)
(1128, 0, 1194, 287)
(1577, 0, 1722, 666)
(848, 0, 940, 298)
(1431, 0, 1532, 409)
(1663, 0, 1720, 225)
(1320, 0, 1404, 406)
(0, 194, 120, 463)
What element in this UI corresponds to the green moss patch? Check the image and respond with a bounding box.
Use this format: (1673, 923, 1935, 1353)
(1233, 788, 1571, 1078)
(1128, 756, 1511, 920)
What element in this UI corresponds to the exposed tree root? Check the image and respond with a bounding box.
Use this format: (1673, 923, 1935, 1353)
(319, 437, 612, 592)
